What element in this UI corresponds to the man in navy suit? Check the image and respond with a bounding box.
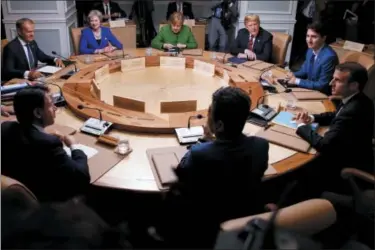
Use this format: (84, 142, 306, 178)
(230, 15, 273, 62)
(1, 85, 90, 202)
(156, 87, 269, 247)
(2, 18, 64, 82)
(287, 22, 339, 95)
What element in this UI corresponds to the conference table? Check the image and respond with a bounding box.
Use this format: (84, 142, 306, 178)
(2, 48, 335, 192)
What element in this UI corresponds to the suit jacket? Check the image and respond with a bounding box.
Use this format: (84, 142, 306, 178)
(2, 38, 56, 81)
(92, 1, 126, 22)
(230, 27, 273, 63)
(294, 44, 339, 95)
(176, 134, 269, 221)
(297, 92, 374, 173)
(79, 26, 123, 54)
(1, 121, 91, 202)
(166, 1, 194, 20)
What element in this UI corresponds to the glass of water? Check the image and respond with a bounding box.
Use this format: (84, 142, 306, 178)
(286, 94, 297, 110)
(145, 47, 152, 56)
(116, 138, 130, 155)
(84, 55, 93, 64)
(211, 52, 217, 60)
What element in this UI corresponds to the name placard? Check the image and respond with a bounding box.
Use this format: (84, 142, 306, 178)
(159, 57, 186, 69)
(343, 40, 365, 52)
(121, 57, 146, 72)
(109, 20, 126, 28)
(193, 60, 215, 76)
(91, 79, 101, 99)
(94, 64, 109, 83)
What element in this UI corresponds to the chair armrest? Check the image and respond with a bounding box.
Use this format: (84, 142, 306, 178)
(341, 168, 375, 184)
(221, 199, 336, 236)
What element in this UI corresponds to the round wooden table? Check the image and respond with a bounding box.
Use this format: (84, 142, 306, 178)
(46, 48, 335, 192)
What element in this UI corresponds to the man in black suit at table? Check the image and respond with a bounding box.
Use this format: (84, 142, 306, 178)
(92, 0, 127, 22)
(1, 85, 90, 202)
(2, 18, 64, 82)
(294, 62, 374, 174)
(230, 15, 273, 62)
(166, 0, 194, 20)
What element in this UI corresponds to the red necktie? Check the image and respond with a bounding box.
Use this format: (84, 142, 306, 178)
(248, 35, 254, 51)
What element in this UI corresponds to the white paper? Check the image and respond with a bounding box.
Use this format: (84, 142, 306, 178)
(265, 165, 277, 175)
(64, 144, 98, 159)
(175, 126, 204, 138)
(37, 65, 62, 74)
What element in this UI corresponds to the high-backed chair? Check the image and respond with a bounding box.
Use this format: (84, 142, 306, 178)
(70, 26, 136, 55)
(1, 175, 38, 205)
(221, 199, 336, 236)
(270, 32, 292, 67)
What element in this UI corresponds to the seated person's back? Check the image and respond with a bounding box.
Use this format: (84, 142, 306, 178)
(176, 86, 269, 220)
(1, 85, 90, 202)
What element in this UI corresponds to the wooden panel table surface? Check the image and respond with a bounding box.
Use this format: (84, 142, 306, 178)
(3, 49, 334, 192)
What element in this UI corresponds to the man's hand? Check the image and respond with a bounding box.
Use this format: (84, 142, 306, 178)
(55, 58, 64, 67)
(1, 105, 15, 117)
(176, 43, 186, 49)
(285, 71, 297, 85)
(244, 49, 256, 60)
(63, 135, 77, 148)
(293, 112, 313, 125)
(111, 12, 120, 18)
(237, 53, 247, 59)
(163, 43, 174, 49)
(103, 14, 110, 20)
(28, 71, 44, 80)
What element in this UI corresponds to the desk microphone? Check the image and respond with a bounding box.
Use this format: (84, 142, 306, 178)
(187, 114, 204, 129)
(35, 80, 66, 107)
(51, 51, 78, 73)
(77, 104, 103, 121)
(256, 88, 292, 107)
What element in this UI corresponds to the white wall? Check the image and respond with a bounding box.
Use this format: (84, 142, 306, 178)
(2, 0, 77, 58)
(237, 1, 297, 62)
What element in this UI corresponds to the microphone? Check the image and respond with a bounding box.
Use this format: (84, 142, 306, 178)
(35, 80, 66, 107)
(77, 104, 103, 121)
(51, 51, 78, 73)
(256, 88, 292, 107)
(187, 114, 204, 129)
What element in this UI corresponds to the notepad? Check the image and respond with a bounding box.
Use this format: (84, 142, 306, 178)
(64, 144, 98, 159)
(272, 111, 319, 131)
(37, 65, 62, 74)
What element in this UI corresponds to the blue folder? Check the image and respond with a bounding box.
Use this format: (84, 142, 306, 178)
(272, 111, 319, 131)
(228, 57, 247, 64)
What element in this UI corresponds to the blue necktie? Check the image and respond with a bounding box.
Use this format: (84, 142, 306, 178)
(26, 43, 35, 70)
(308, 54, 315, 81)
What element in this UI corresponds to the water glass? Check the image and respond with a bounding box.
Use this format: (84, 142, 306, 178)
(145, 47, 152, 56)
(211, 52, 217, 60)
(84, 55, 93, 64)
(116, 139, 130, 155)
(286, 95, 297, 110)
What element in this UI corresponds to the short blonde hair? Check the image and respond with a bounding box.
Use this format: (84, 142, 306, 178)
(244, 15, 260, 25)
(169, 12, 184, 25)
(88, 10, 103, 22)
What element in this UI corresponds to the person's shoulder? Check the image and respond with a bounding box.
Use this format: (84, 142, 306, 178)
(81, 27, 91, 35)
(323, 44, 339, 58)
(260, 27, 272, 39)
(4, 38, 19, 51)
(1, 121, 18, 133)
(190, 141, 215, 155)
(245, 135, 269, 149)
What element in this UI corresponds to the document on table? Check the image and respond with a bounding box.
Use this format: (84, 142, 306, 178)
(37, 65, 62, 74)
(64, 144, 98, 159)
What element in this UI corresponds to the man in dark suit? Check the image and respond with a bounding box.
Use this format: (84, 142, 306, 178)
(230, 15, 273, 62)
(1, 85, 90, 202)
(294, 62, 374, 174)
(155, 87, 269, 247)
(92, 0, 127, 22)
(166, 0, 194, 20)
(287, 22, 339, 95)
(2, 18, 64, 82)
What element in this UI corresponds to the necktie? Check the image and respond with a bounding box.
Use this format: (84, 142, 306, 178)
(308, 54, 315, 80)
(26, 43, 35, 70)
(105, 4, 109, 15)
(248, 35, 254, 51)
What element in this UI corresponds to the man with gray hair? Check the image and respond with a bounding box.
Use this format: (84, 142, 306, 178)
(2, 18, 64, 81)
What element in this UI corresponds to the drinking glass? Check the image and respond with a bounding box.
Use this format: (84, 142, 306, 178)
(84, 55, 93, 64)
(116, 138, 130, 155)
(211, 52, 217, 60)
(146, 47, 152, 56)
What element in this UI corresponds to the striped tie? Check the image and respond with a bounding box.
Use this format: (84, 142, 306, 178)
(248, 35, 254, 51)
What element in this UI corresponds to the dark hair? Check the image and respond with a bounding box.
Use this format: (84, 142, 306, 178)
(335, 62, 368, 91)
(211, 86, 251, 137)
(1, 198, 132, 249)
(307, 22, 327, 37)
(14, 85, 49, 125)
(16, 18, 34, 30)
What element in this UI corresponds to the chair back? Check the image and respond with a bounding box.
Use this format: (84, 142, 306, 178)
(270, 32, 292, 67)
(70, 26, 136, 55)
(1, 175, 38, 203)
